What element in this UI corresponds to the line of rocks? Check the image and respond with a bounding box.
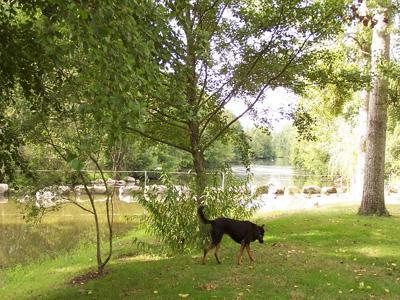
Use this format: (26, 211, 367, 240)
(255, 184, 339, 197)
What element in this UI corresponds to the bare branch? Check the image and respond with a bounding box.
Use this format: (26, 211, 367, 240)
(148, 108, 188, 130)
(41, 120, 68, 161)
(70, 200, 95, 214)
(125, 125, 191, 153)
(347, 35, 371, 57)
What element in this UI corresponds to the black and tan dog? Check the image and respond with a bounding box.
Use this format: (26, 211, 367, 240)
(198, 205, 265, 265)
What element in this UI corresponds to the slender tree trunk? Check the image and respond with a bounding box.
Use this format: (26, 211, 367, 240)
(359, 10, 390, 216)
(189, 122, 207, 198)
(78, 171, 105, 273)
(183, 5, 207, 199)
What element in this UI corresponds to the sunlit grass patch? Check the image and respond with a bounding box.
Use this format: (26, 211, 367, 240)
(354, 245, 400, 258)
(116, 254, 167, 263)
(54, 265, 83, 273)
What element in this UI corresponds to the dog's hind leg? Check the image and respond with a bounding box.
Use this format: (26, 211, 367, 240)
(202, 244, 215, 265)
(237, 242, 246, 265)
(214, 243, 221, 264)
(245, 244, 255, 262)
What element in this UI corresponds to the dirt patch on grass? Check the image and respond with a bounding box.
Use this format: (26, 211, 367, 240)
(69, 270, 106, 285)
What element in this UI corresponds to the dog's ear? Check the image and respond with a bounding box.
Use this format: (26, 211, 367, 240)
(261, 224, 265, 228)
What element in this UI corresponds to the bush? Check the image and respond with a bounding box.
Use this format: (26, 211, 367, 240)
(138, 173, 260, 253)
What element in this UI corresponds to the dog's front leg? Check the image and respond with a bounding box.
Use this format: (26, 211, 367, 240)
(237, 242, 245, 265)
(245, 244, 255, 262)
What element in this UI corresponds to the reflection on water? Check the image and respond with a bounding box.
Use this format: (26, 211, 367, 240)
(0, 198, 144, 269)
(232, 159, 338, 187)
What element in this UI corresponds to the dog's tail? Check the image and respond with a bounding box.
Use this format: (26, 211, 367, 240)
(197, 205, 212, 224)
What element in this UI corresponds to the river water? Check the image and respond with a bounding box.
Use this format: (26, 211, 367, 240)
(0, 198, 143, 268)
(232, 159, 337, 188)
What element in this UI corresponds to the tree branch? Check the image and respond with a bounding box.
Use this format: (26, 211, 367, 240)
(198, 62, 209, 103)
(88, 153, 114, 268)
(199, 13, 285, 137)
(125, 125, 191, 153)
(201, 32, 314, 151)
(69, 199, 95, 214)
(148, 108, 188, 130)
(347, 35, 370, 57)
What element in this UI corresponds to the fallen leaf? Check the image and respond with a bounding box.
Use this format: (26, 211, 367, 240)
(199, 283, 218, 291)
(179, 293, 189, 298)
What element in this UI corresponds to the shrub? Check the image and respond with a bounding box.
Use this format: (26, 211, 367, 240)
(138, 173, 260, 253)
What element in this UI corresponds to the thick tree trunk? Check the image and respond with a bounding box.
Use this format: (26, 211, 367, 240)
(359, 11, 390, 216)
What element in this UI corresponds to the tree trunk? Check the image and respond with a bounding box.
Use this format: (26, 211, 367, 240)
(79, 173, 104, 273)
(184, 6, 207, 199)
(189, 122, 207, 199)
(359, 10, 390, 216)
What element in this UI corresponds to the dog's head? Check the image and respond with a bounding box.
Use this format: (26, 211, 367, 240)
(257, 224, 266, 243)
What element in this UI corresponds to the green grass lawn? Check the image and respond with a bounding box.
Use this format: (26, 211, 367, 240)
(1, 205, 400, 299)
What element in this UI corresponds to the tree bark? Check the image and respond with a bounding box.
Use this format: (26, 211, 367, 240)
(183, 5, 207, 199)
(359, 10, 390, 216)
(189, 121, 207, 198)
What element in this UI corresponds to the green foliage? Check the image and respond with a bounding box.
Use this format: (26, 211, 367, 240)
(271, 125, 297, 159)
(385, 122, 400, 176)
(289, 138, 330, 175)
(386, 61, 400, 113)
(204, 140, 235, 169)
(0, 2, 51, 183)
(290, 105, 317, 141)
(139, 173, 259, 253)
(284, 37, 371, 178)
(0, 116, 29, 183)
(247, 128, 275, 159)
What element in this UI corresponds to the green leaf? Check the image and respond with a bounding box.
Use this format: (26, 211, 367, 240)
(69, 158, 85, 171)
